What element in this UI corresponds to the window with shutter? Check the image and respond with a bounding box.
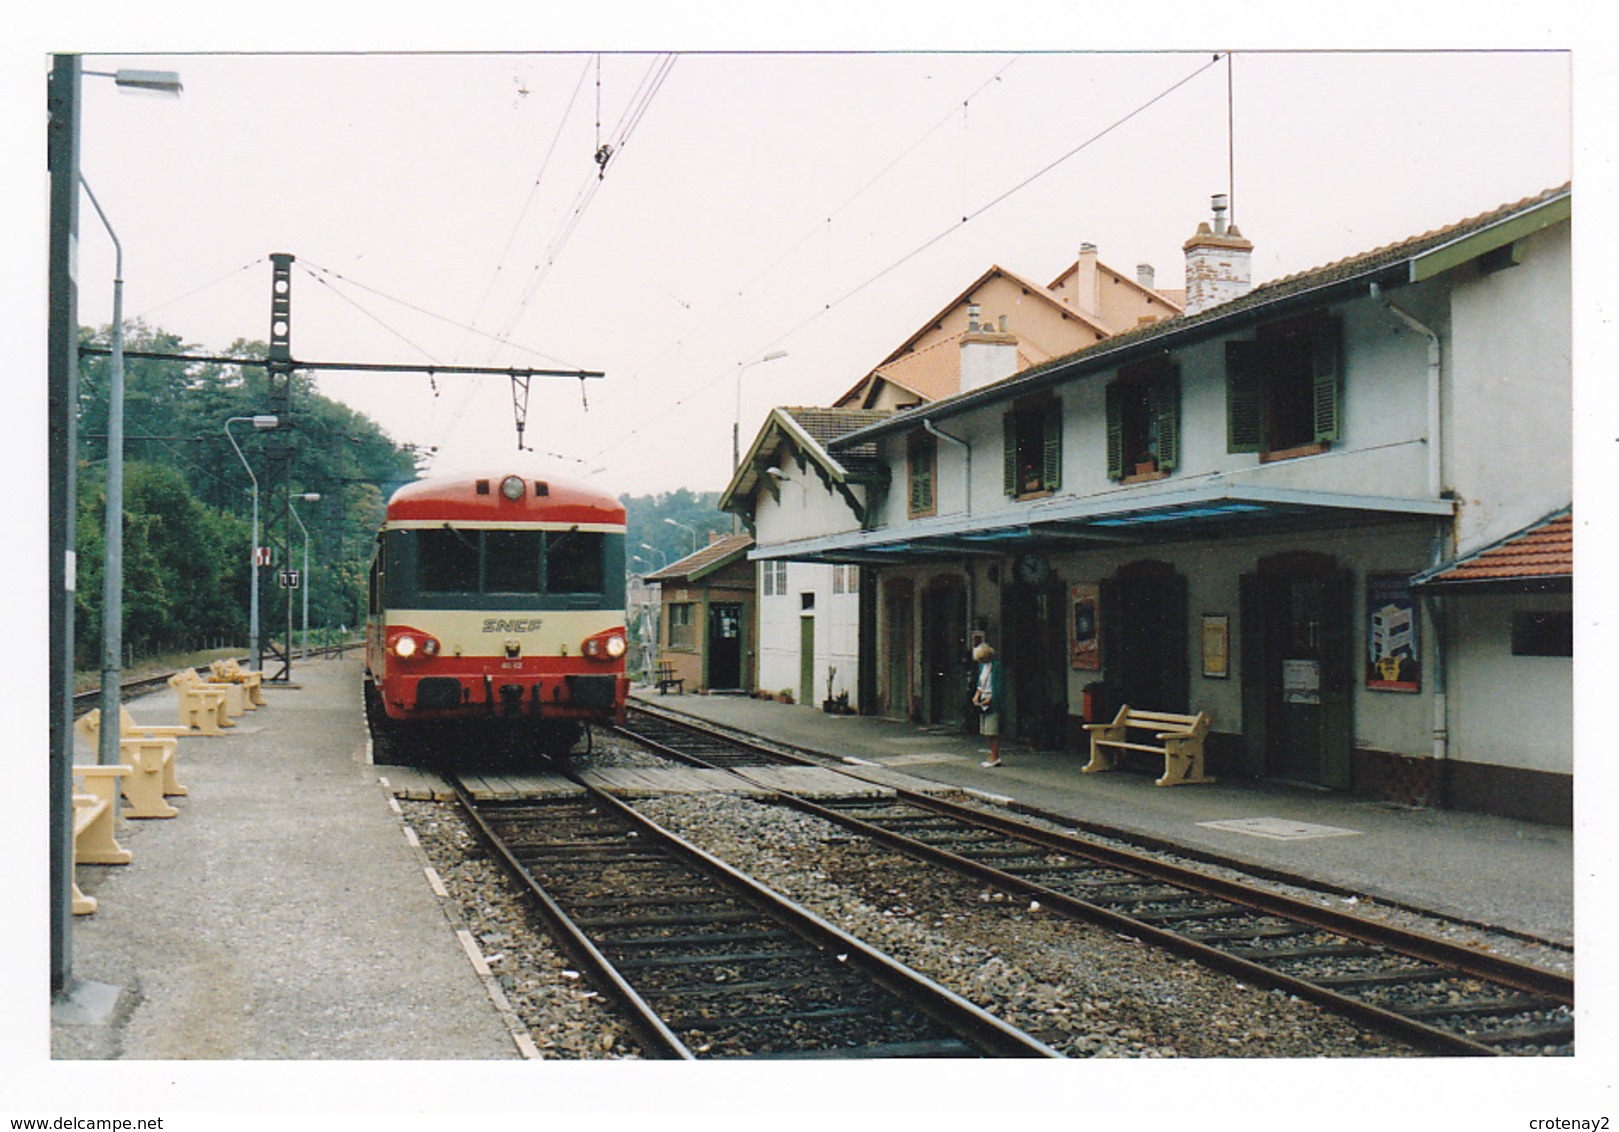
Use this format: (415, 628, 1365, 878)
(1004, 399, 1063, 497)
(1226, 314, 1341, 459)
(1108, 362, 1180, 479)
(907, 431, 937, 517)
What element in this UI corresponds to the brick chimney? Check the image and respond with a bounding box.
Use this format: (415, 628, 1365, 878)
(1183, 193, 1252, 314)
(960, 304, 1019, 391)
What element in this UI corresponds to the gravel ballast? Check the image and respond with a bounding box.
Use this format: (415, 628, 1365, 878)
(396, 733, 1487, 1059)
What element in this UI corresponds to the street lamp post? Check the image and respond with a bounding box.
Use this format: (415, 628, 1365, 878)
(225, 415, 280, 671)
(731, 351, 789, 475)
(663, 517, 698, 558)
(48, 57, 181, 1002)
(79, 177, 127, 778)
(290, 493, 321, 659)
(640, 543, 667, 570)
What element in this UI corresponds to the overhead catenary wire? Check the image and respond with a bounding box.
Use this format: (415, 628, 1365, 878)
(458, 56, 595, 360)
(582, 53, 1220, 466)
(591, 57, 1021, 459)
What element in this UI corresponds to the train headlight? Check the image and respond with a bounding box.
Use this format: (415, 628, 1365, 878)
(394, 635, 418, 659)
(584, 631, 627, 660)
(500, 475, 526, 501)
(422, 636, 441, 657)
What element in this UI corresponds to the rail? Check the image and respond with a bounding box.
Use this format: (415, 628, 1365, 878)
(618, 703, 1574, 1057)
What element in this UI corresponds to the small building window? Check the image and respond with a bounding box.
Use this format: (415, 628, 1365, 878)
(1226, 313, 1342, 459)
(801, 592, 816, 611)
(1511, 611, 1572, 657)
(1106, 361, 1180, 480)
(907, 431, 937, 517)
(1003, 398, 1062, 498)
(667, 603, 696, 649)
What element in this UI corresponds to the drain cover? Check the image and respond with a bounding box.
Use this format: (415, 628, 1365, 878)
(1197, 816, 1361, 841)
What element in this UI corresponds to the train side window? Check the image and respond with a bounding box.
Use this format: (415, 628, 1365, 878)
(545, 531, 604, 594)
(484, 530, 542, 593)
(418, 528, 480, 592)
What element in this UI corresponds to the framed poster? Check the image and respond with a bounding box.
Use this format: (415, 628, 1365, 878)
(1201, 614, 1229, 678)
(1070, 583, 1100, 671)
(1366, 574, 1421, 692)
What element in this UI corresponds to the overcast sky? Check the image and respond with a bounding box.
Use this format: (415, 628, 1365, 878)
(9, 2, 1615, 1123)
(16, 26, 1582, 501)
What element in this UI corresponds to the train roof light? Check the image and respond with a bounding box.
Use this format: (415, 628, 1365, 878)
(500, 475, 526, 501)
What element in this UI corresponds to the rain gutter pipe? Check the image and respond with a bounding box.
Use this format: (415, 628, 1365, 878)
(1371, 281, 1450, 783)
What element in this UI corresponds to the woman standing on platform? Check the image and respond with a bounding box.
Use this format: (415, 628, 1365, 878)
(972, 642, 1004, 767)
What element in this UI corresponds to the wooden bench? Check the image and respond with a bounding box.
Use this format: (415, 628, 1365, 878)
(166, 671, 234, 735)
(654, 662, 684, 695)
(1082, 705, 1215, 787)
(72, 765, 132, 914)
(209, 659, 265, 707)
(74, 709, 188, 819)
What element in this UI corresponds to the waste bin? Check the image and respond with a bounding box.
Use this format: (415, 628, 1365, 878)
(1082, 681, 1107, 723)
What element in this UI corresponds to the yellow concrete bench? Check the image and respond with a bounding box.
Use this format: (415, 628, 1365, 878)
(173, 667, 247, 718)
(118, 705, 192, 741)
(1083, 705, 1215, 787)
(166, 671, 234, 735)
(72, 765, 132, 914)
(73, 709, 188, 819)
(208, 659, 265, 707)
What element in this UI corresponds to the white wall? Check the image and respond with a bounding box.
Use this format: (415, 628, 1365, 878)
(1447, 592, 1573, 774)
(1445, 223, 1572, 550)
(750, 457, 865, 709)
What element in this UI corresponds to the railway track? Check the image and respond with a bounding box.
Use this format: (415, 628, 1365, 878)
(455, 774, 1060, 1059)
(618, 704, 1575, 1057)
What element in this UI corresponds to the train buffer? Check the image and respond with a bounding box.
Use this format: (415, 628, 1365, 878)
(73, 709, 188, 819)
(166, 671, 235, 735)
(654, 662, 684, 695)
(208, 659, 266, 707)
(1082, 706, 1215, 787)
(71, 764, 132, 914)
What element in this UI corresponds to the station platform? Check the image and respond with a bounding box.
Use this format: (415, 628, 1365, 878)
(45, 657, 1574, 1068)
(50, 653, 521, 1060)
(631, 688, 1576, 947)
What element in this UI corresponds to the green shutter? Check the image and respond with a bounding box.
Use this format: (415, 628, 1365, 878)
(1226, 341, 1263, 453)
(908, 437, 933, 514)
(1003, 413, 1017, 496)
(1105, 382, 1124, 480)
(1312, 317, 1343, 443)
(1041, 407, 1062, 492)
(1155, 366, 1181, 472)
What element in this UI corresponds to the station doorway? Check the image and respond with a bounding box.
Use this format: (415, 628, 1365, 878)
(922, 577, 968, 726)
(1005, 571, 1069, 746)
(1100, 560, 1189, 719)
(1240, 554, 1352, 789)
(883, 577, 914, 719)
(707, 602, 743, 690)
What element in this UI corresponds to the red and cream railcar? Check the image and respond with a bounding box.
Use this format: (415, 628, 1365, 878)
(364, 472, 628, 760)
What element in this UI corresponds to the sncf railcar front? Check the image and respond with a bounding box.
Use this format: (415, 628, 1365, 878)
(364, 472, 628, 762)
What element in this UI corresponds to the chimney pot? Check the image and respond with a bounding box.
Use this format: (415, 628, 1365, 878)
(1137, 263, 1156, 289)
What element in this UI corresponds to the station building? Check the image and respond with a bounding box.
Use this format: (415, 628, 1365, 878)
(730, 185, 1573, 825)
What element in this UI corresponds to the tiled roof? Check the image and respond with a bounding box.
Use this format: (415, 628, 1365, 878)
(834, 184, 1572, 447)
(782, 407, 891, 481)
(1413, 509, 1572, 588)
(646, 533, 753, 582)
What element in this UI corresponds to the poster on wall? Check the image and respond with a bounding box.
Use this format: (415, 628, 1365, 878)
(1201, 614, 1230, 678)
(1070, 583, 1100, 670)
(1366, 574, 1421, 692)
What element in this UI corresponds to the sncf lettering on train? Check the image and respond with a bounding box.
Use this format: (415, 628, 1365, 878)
(482, 618, 544, 633)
